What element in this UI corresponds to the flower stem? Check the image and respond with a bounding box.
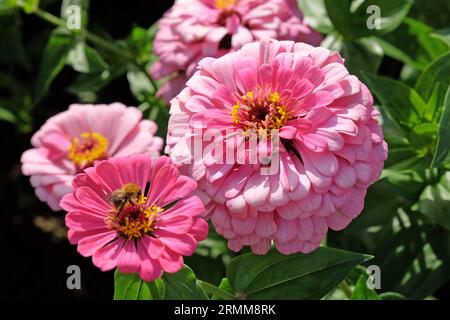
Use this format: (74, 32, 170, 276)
(34, 8, 67, 29)
(340, 280, 353, 299)
(199, 280, 236, 300)
(33, 8, 159, 94)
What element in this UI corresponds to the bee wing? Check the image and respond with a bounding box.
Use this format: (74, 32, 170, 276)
(106, 191, 121, 203)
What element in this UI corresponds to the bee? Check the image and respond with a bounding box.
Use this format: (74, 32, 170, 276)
(107, 183, 142, 212)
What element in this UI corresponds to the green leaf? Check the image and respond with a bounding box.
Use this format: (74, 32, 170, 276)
(408, 123, 438, 161)
(384, 136, 428, 170)
(297, 0, 333, 34)
(416, 52, 450, 115)
(383, 170, 426, 203)
(35, 29, 74, 101)
(374, 18, 449, 71)
(19, 0, 39, 14)
(227, 247, 371, 300)
(324, 0, 354, 38)
(0, 107, 16, 123)
(0, 0, 18, 15)
(379, 292, 406, 300)
(67, 63, 127, 95)
(127, 70, 153, 103)
(432, 28, 450, 46)
(342, 39, 383, 78)
(362, 72, 427, 132)
(67, 41, 108, 73)
(0, 73, 32, 132)
(163, 265, 209, 300)
(325, 0, 412, 40)
(125, 26, 153, 65)
(114, 270, 165, 300)
(351, 275, 380, 300)
(346, 179, 402, 231)
(417, 172, 450, 230)
(432, 87, 450, 167)
(416, 52, 450, 127)
(211, 278, 235, 300)
(0, 13, 30, 68)
(393, 239, 450, 299)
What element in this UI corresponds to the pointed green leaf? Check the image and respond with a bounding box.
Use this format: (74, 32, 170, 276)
(227, 247, 371, 300)
(416, 52, 450, 109)
(35, 29, 74, 101)
(351, 275, 380, 300)
(163, 265, 209, 300)
(211, 278, 235, 300)
(418, 172, 450, 230)
(67, 41, 108, 73)
(296, 0, 333, 34)
(374, 18, 449, 71)
(432, 86, 450, 167)
(342, 39, 383, 78)
(325, 0, 412, 40)
(114, 270, 165, 300)
(362, 72, 427, 132)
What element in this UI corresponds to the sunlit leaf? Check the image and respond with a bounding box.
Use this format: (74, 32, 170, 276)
(227, 247, 371, 300)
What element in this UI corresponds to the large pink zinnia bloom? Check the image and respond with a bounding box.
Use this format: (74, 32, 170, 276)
(151, 0, 322, 102)
(21, 103, 163, 211)
(61, 154, 208, 281)
(166, 39, 388, 255)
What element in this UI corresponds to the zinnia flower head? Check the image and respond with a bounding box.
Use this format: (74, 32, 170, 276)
(151, 0, 322, 102)
(166, 39, 388, 255)
(61, 154, 208, 281)
(21, 103, 163, 211)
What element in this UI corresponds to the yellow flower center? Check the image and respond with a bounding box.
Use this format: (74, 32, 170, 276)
(231, 90, 291, 135)
(216, 0, 237, 9)
(107, 193, 164, 240)
(68, 132, 108, 169)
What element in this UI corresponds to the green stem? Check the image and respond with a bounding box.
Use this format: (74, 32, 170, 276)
(199, 281, 236, 300)
(34, 8, 67, 29)
(340, 280, 353, 299)
(85, 32, 134, 60)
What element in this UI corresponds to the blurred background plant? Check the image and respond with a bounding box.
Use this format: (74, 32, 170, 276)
(1, 0, 450, 299)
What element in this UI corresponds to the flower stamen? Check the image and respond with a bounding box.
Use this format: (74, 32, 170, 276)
(216, 0, 237, 10)
(107, 191, 164, 240)
(231, 90, 291, 135)
(68, 132, 108, 169)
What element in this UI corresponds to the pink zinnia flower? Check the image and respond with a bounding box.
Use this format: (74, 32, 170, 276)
(61, 154, 208, 281)
(21, 103, 163, 211)
(151, 0, 322, 102)
(166, 39, 388, 255)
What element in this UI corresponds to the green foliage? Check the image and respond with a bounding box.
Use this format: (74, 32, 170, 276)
(114, 266, 208, 300)
(162, 265, 209, 300)
(324, 0, 413, 40)
(432, 87, 450, 166)
(114, 270, 165, 300)
(417, 172, 450, 230)
(35, 29, 74, 101)
(351, 275, 380, 300)
(362, 72, 428, 132)
(226, 247, 371, 299)
(374, 18, 449, 70)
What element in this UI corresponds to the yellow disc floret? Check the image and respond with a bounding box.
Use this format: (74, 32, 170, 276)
(231, 90, 291, 135)
(107, 192, 164, 240)
(231, 102, 241, 124)
(68, 132, 108, 169)
(216, 0, 237, 9)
